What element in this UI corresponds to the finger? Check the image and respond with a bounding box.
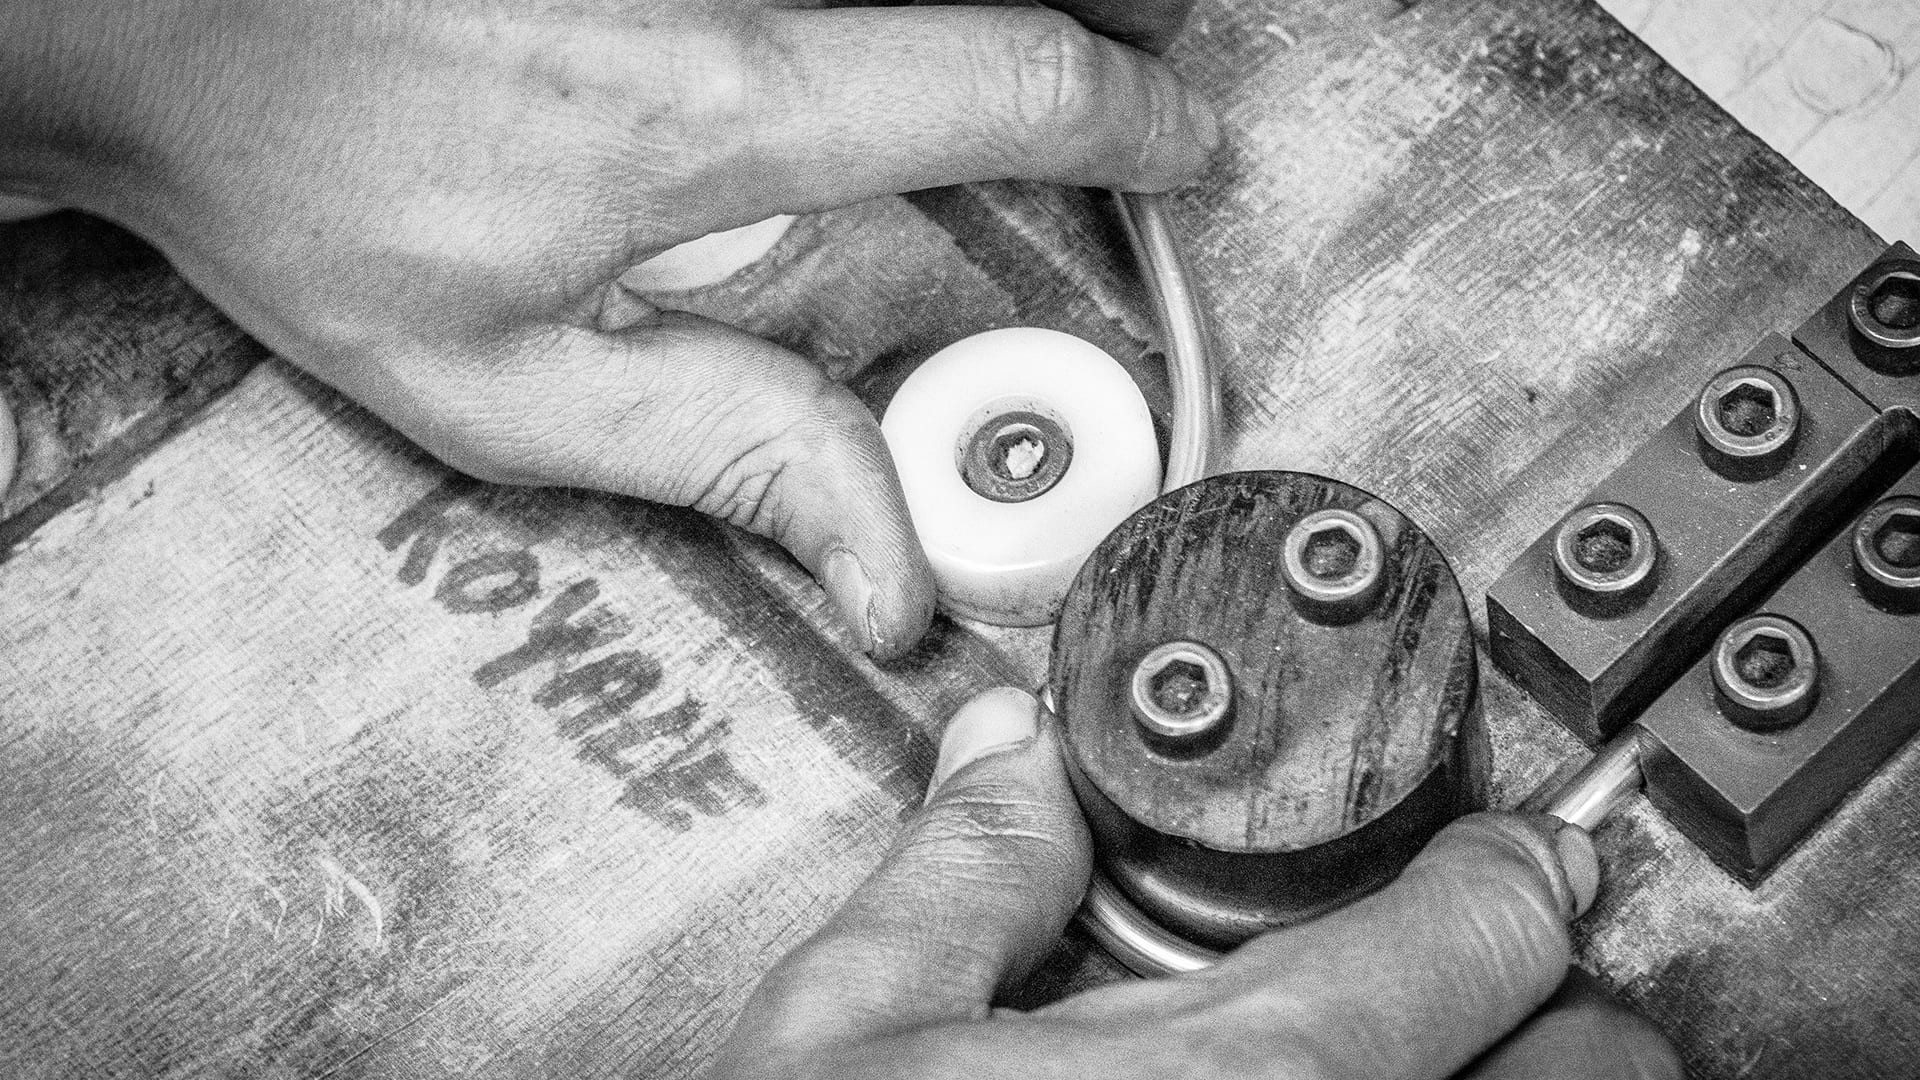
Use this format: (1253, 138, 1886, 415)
(745, 5, 1219, 212)
(387, 308, 934, 659)
(732, 688, 1091, 1053)
(1182, 813, 1601, 1080)
(1042, 0, 1196, 53)
(1466, 970, 1684, 1080)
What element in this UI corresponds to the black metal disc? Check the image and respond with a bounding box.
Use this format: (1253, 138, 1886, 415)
(1049, 470, 1486, 948)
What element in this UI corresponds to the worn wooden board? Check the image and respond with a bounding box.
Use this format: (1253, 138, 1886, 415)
(0, 212, 259, 551)
(1, 0, 1915, 1076)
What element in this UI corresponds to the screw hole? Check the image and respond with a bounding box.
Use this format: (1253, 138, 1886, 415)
(1574, 518, 1634, 574)
(1716, 383, 1778, 438)
(1869, 273, 1920, 331)
(1148, 659, 1210, 715)
(1734, 633, 1795, 689)
(1874, 512, 1920, 570)
(992, 429, 1046, 481)
(1304, 527, 1361, 580)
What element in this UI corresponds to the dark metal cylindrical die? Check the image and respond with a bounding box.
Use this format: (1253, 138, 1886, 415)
(1050, 471, 1485, 950)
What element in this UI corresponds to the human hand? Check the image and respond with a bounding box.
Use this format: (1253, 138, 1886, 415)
(0, 1, 1217, 658)
(707, 687, 1682, 1079)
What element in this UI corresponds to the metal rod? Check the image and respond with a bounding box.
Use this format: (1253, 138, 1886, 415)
(1524, 726, 1651, 832)
(1116, 190, 1219, 493)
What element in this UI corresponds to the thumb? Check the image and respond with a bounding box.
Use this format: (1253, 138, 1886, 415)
(1200, 812, 1600, 1080)
(733, 688, 1091, 1053)
(395, 306, 936, 659)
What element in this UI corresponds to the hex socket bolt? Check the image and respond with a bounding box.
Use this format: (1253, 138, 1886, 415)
(1693, 365, 1801, 471)
(1281, 508, 1384, 613)
(1712, 614, 1820, 732)
(1853, 496, 1920, 611)
(1129, 640, 1233, 742)
(959, 408, 1074, 504)
(1552, 502, 1658, 598)
(1848, 264, 1920, 351)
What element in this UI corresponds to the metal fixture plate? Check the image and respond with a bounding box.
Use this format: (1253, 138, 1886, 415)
(1640, 462, 1920, 884)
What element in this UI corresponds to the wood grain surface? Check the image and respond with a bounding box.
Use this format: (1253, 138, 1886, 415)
(0, 213, 259, 552)
(0, 0, 1914, 1077)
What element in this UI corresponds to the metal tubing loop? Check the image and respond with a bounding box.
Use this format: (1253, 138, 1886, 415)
(1117, 191, 1219, 493)
(1080, 869, 1219, 977)
(1068, 194, 1224, 978)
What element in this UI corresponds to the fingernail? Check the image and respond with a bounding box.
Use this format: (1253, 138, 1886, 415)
(927, 687, 1040, 802)
(1555, 823, 1601, 919)
(822, 549, 876, 654)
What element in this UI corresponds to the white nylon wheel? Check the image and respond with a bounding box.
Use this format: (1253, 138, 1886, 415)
(619, 216, 794, 293)
(883, 327, 1161, 627)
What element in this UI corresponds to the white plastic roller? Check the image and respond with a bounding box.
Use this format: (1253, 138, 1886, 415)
(882, 327, 1162, 626)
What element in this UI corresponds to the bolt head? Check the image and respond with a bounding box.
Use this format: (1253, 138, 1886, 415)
(1850, 265, 1920, 351)
(1129, 641, 1233, 743)
(1693, 366, 1799, 468)
(1712, 614, 1820, 732)
(1281, 508, 1385, 612)
(1853, 496, 1920, 609)
(1552, 502, 1658, 598)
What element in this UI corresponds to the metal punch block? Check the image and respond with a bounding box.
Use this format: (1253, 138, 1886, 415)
(1638, 463, 1920, 884)
(1488, 332, 1912, 743)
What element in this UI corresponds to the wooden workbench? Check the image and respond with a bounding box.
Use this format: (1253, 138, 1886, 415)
(0, 0, 1911, 1076)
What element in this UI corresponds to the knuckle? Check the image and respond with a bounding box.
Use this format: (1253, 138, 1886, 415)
(904, 787, 1079, 881)
(682, 388, 837, 535)
(689, 450, 790, 535)
(913, 794, 1057, 858)
(672, 19, 762, 129)
(1008, 11, 1108, 135)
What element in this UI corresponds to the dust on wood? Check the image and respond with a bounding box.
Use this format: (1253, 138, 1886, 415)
(0, 0, 1914, 1077)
